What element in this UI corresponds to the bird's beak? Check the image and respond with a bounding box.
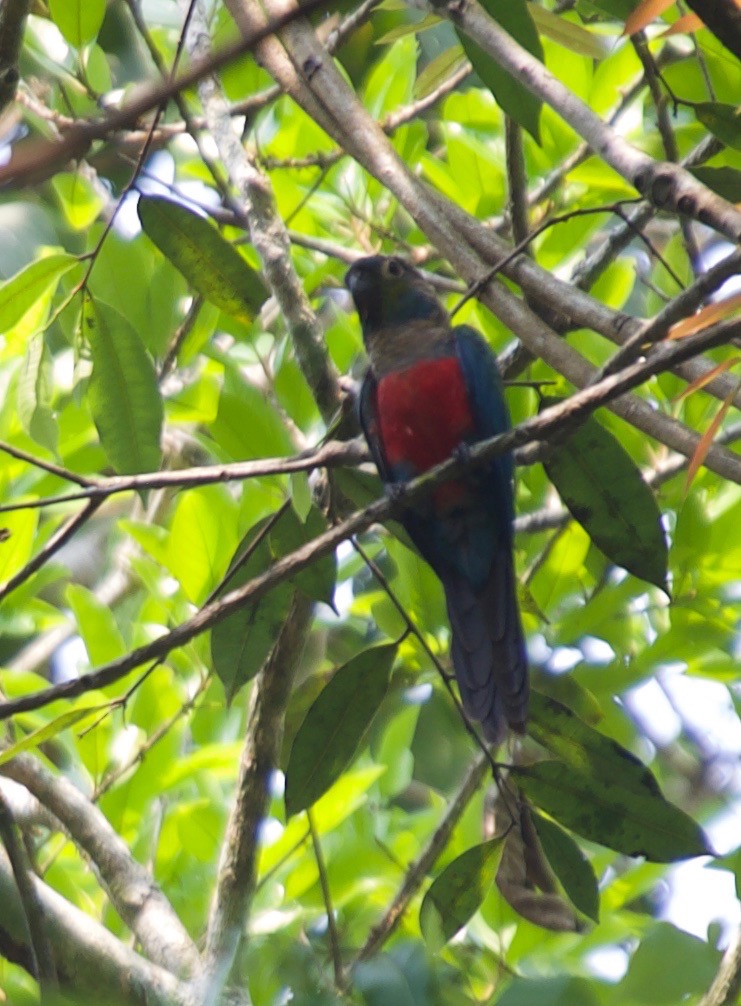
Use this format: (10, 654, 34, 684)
(345, 262, 371, 299)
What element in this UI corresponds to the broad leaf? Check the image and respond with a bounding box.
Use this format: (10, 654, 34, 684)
(0, 254, 78, 333)
(211, 516, 294, 703)
(270, 503, 337, 609)
(529, 690, 663, 799)
(531, 811, 600, 921)
(455, 0, 543, 141)
(48, 0, 105, 46)
(691, 167, 741, 203)
(284, 643, 396, 816)
(84, 300, 163, 474)
(0, 704, 108, 766)
(515, 760, 711, 862)
(420, 837, 504, 949)
(541, 401, 668, 591)
(138, 196, 268, 323)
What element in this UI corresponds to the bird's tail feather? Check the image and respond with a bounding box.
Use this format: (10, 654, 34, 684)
(443, 551, 528, 745)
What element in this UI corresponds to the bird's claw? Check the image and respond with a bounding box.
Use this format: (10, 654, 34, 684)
(452, 441, 472, 466)
(385, 482, 408, 505)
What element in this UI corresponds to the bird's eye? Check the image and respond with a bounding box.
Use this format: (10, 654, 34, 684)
(385, 259, 405, 278)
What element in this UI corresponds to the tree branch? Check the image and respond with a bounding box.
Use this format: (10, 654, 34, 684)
(0, 754, 201, 979)
(0, 320, 737, 724)
(201, 592, 313, 1000)
(700, 926, 741, 1006)
(0, 845, 197, 1006)
(0, 0, 29, 113)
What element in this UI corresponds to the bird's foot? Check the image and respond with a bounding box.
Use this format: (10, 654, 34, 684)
(385, 481, 408, 506)
(452, 441, 472, 466)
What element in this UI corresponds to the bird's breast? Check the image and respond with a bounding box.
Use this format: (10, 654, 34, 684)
(376, 357, 475, 476)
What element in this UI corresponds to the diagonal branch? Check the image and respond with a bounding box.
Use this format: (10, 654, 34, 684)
(0, 318, 737, 724)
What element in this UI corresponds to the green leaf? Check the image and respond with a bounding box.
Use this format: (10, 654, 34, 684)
(0, 704, 108, 767)
(84, 300, 163, 474)
(529, 7, 607, 58)
(270, 504, 337, 608)
(530, 811, 600, 922)
(455, 0, 543, 141)
(414, 45, 469, 100)
(0, 508, 38, 584)
(211, 516, 294, 703)
(515, 760, 711, 862)
(541, 402, 668, 591)
(694, 103, 741, 151)
(284, 643, 396, 817)
(52, 172, 105, 231)
(17, 336, 58, 455)
(66, 583, 126, 665)
(376, 13, 441, 44)
(48, 0, 106, 47)
(137, 196, 268, 323)
(0, 253, 78, 333)
(618, 922, 721, 1004)
(354, 957, 417, 1006)
(529, 690, 663, 799)
(691, 166, 741, 202)
(496, 975, 600, 1006)
(420, 837, 504, 950)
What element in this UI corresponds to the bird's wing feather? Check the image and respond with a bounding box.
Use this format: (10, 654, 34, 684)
(358, 370, 392, 482)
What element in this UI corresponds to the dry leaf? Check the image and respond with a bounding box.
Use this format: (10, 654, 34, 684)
(685, 385, 739, 491)
(624, 0, 676, 36)
(660, 13, 703, 36)
(673, 356, 741, 402)
(668, 293, 741, 339)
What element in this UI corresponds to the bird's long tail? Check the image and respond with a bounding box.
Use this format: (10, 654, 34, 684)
(443, 550, 528, 745)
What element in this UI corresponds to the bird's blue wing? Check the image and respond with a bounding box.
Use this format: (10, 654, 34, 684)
(358, 370, 392, 482)
(453, 325, 515, 529)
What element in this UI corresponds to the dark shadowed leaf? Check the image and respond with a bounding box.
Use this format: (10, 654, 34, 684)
(211, 517, 293, 703)
(541, 401, 668, 591)
(529, 690, 663, 799)
(690, 167, 741, 203)
(531, 811, 600, 922)
(420, 837, 504, 950)
(515, 760, 711, 862)
(84, 300, 163, 474)
(617, 921, 721, 1003)
(138, 196, 268, 322)
(496, 975, 600, 1006)
(455, 0, 543, 141)
(270, 503, 337, 608)
(284, 643, 396, 817)
(354, 957, 417, 1006)
(694, 103, 741, 151)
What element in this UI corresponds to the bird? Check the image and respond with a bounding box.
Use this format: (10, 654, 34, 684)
(345, 254, 528, 745)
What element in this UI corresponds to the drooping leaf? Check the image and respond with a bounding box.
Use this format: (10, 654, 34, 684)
(420, 837, 504, 949)
(530, 811, 600, 922)
(48, 0, 106, 47)
(137, 196, 268, 323)
(211, 516, 294, 703)
(17, 336, 58, 455)
(0, 253, 78, 333)
(84, 300, 163, 474)
(685, 387, 737, 491)
(284, 643, 396, 817)
(455, 0, 543, 141)
(376, 13, 441, 45)
(515, 760, 712, 862)
(541, 401, 668, 592)
(529, 690, 663, 799)
(694, 103, 741, 151)
(270, 503, 337, 609)
(496, 810, 580, 932)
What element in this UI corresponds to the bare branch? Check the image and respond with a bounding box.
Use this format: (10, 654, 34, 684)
(700, 927, 741, 1006)
(357, 752, 489, 961)
(0, 845, 197, 1006)
(0, 755, 201, 979)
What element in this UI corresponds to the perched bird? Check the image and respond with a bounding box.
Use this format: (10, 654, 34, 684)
(346, 255, 528, 744)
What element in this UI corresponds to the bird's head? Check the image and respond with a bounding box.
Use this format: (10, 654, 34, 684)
(345, 256, 448, 342)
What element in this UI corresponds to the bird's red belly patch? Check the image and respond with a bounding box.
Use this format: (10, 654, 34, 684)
(376, 357, 475, 477)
